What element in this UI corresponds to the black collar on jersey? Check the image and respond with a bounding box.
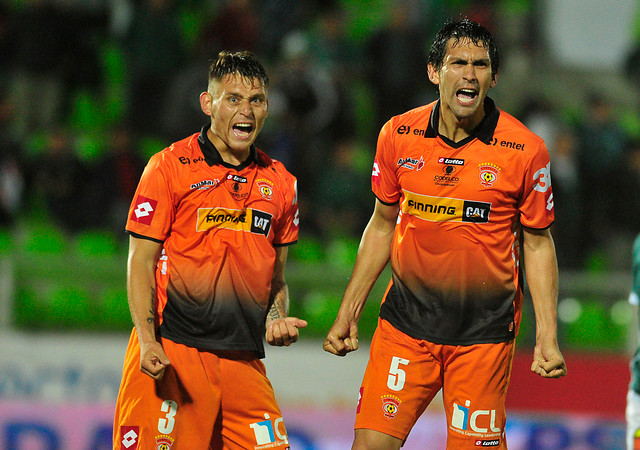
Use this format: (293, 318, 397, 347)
(197, 125, 269, 169)
(426, 97, 500, 147)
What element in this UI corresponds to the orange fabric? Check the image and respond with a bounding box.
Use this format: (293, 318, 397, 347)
(113, 330, 290, 450)
(355, 319, 514, 449)
(372, 99, 553, 344)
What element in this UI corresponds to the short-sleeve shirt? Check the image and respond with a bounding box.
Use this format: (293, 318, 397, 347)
(372, 98, 554, 345)
(126, 126, 299, 358)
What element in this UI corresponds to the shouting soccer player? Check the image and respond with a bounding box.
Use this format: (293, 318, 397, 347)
(324, 17, 567, 449)
(113, 51, 304, 450)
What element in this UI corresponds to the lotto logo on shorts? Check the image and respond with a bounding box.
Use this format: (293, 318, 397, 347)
(130, 195, 158, 226)
(475, 439, 500, 447)
(381, 395, 401, 419)
(120, 426, 139, 449)
(249, 413, 288, 449)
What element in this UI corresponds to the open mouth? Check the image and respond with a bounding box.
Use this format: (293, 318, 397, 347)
(233, 123, 254, 138)
(456, 88, 478, 105)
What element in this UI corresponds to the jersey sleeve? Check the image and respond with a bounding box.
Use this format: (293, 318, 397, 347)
(372, 119, 401, 204)
(272, 169, 299, 246)
(518, 140, 554, 229)
(125, 152, 174, 241)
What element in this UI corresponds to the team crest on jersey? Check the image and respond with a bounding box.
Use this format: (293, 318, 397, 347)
(155, 434, 174, 449)
(478, 163, 501, 187)
(381, 395, 401, 419)
(256, 179, 274, 200)
(226, 174, 249, 200)
(397, 156, 424, 171)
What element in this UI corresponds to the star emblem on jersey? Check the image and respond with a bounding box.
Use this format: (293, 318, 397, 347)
(130, 196, 158, 225)
(478, 163, 501, 187)
(381, 395, 401, 419)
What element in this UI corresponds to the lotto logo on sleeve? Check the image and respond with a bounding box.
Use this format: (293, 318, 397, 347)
(120, 426, 139, 449)
(130, 195, 158, 226)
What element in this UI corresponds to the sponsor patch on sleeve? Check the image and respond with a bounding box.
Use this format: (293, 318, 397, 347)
(130, 196, 158, 226)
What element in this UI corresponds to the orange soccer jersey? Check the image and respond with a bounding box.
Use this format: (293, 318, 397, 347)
(372, 98, 553, 345)
(126, 126, 299, 357)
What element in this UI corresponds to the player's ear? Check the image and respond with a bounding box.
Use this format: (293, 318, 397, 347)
(427, 63, 440, 85)
(200, 91, 212, 116)
(490, 71, 498, 88)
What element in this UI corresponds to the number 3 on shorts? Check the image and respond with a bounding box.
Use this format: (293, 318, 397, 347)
(387, 356, 409, 391)
(158, 400, 178, 434)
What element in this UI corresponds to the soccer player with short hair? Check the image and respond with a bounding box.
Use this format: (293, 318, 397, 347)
(323, 18, 567, 449)
(113, 51, 304, 450)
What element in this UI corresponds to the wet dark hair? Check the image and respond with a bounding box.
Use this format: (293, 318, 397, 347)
(208, 51, 269, 88)
(427, 17, 499, 78)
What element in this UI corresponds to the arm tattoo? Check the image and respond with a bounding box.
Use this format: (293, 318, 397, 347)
(266, 279, 288, 323)
(146, 287, 156, 325)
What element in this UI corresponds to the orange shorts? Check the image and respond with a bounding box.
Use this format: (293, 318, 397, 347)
(355, 318, 515, 449)
(113, 329, 289, 450)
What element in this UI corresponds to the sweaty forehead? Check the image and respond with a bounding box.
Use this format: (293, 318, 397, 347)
(445, 38, 489, 58)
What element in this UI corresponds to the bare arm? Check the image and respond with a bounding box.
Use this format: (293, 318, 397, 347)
(522, 226, 567, 378)
(265, 246, 308, 346)
(127, 235, 170, 380)
(323, 200, 399, 356)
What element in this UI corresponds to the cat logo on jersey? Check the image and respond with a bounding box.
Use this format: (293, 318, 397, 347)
(403, 191, 491, 223)
(256, 179, 274, 200)
(226, 174, 249, 200)
(197, 207, 272, 237)
(479, 163, 501, 187)
(381, 395, 401, 419)
(154, 434, 174, 449)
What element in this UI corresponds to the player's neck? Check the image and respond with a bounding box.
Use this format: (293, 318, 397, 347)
(437, 107, 484, 143)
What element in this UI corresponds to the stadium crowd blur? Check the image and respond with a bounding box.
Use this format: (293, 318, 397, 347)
(1, 0, 640, 272)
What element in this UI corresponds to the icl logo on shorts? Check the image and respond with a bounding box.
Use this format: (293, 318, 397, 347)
(249, 413, 288, 449)
(451, 400, 501, 434)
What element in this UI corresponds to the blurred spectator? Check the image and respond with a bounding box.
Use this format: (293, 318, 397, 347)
(0, 93, 24, 227)
(310, 137, 371, 240)
(574, 93, 628, 253)
(31, 129, 86, 232)
(198, 0, 259, 54)
(93, 125, 145, 235)
(121, 0, 184, 136)
(364, 2, 431, 129)
(5, 0, 70, 139)
(270, 30, 353, 187)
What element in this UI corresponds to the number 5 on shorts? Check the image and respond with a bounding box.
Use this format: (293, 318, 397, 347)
(387, 356, 409, 391)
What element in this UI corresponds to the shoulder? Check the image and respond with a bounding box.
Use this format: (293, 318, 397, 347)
(146, 132, 202, 170)
(496, 110, 545, 146)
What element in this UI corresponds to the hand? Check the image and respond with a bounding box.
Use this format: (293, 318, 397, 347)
(266, 317, 308, 346)
(531, 341, 567, 378)
(139, 341, 171, 380)
(323, 317, 359, 357)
